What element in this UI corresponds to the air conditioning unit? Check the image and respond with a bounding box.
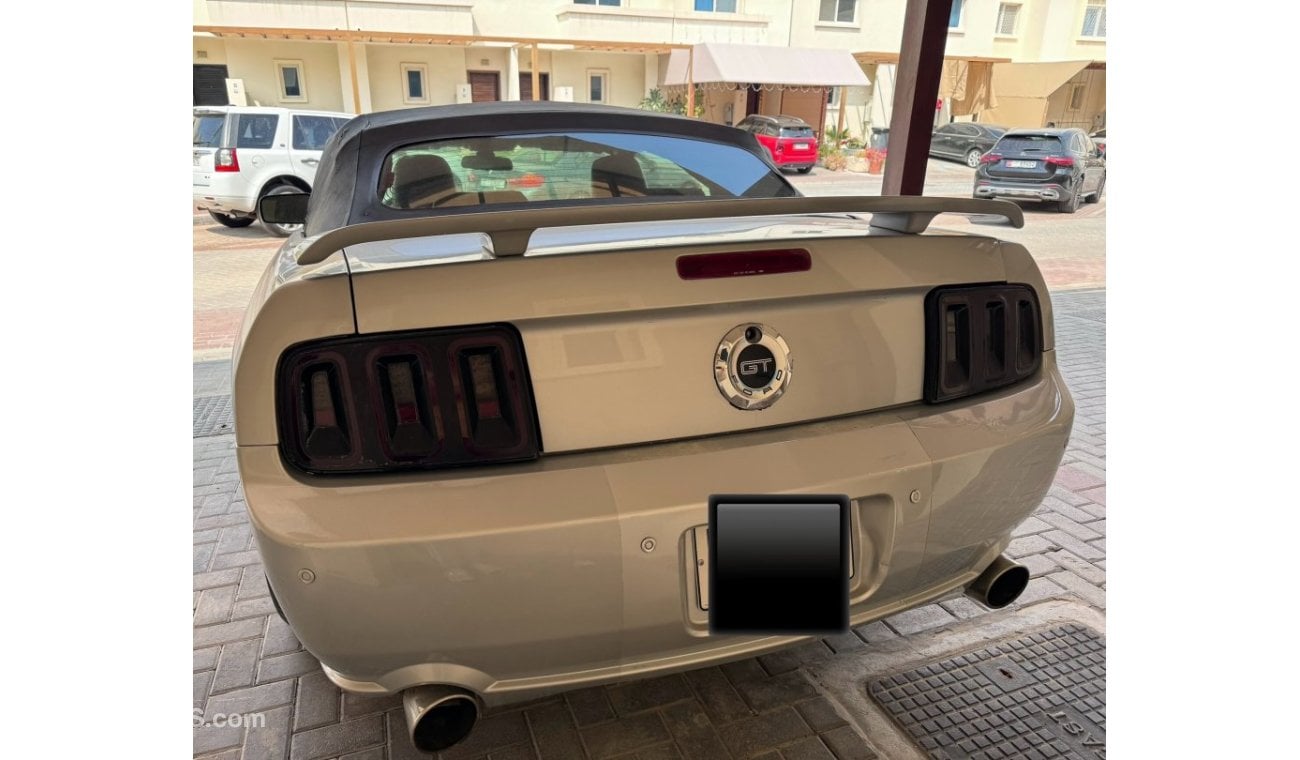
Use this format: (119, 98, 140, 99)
(455, 84, 473, 104)
(225, 78, 248, 107)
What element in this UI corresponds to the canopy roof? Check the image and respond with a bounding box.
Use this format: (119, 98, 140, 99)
(990, 60, 1091, 98)
(665, 42, 871, 88)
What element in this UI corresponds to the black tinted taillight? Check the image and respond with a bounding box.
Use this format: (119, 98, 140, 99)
(277, 325, 539, 474)
(925, 284, 1042, 403)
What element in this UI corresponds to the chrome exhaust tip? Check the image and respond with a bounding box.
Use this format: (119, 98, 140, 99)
(965, 555, 1030, 609)
(402, 685, 481, 753)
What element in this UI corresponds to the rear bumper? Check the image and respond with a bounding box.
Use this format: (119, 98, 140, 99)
(237, 353, 1072, 705)
(974, 180, 1068, 201)
(193, 190, 257, 215)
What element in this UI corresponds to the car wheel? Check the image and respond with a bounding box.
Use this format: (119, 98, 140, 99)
(260, 185, 305, 237)
(208, 210, 255, 228)
(797, 166, 812, 174)
(1086, 175, 1106, 203)
(965, 149, 983, 168)
(1057, 183, 1081, 214)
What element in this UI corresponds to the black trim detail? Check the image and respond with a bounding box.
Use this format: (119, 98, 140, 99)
(924, 283, 1043, 404)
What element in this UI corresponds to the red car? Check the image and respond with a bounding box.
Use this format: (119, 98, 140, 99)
(736, 114, 819, 173)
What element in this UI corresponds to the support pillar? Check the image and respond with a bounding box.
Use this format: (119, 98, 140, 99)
(882, 0, 953, 195)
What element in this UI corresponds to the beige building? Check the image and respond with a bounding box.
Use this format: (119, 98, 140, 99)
(193, 0, 1106, 137)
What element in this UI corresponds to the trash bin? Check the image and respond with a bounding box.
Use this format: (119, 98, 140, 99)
(870, 128, 890, 150)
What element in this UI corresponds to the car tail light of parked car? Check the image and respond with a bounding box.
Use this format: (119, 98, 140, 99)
(215, 148, 240, 173)
(924, 284, 1042, 404)
(979, 153, 1002, 165)
(1045, 156, 1075, 168)
(276, 324, 540, 474)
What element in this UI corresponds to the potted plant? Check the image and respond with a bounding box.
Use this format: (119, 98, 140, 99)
(866, 147, 887, 175)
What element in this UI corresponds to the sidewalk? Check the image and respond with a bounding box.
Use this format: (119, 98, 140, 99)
(193, 289, 1105, 760)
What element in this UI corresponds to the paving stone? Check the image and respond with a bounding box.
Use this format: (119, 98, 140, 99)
(294, 671, 341, 731)
(231, 595, 278, 621)
(850, 621, 897, 644)
(194, 749, 241, 760)
(212, 638, 260, 693)
(794, 697, 848, 733)
(340, 748, 389, 760)
(660, 699, 730, 760)
(211, 549, 263, 571)
(1047, 570, 1107, 608)
(1016, 552, 1060, 577)
(736, 671, 818, 713)
(1079, 485, 1105, 505)
(194, 617, 265, 649)
(684, 666, 753, 725)
(193, 722, 244, 755)
(1006, 534, 1058, 558)
(607, 674, 693, 716)
(240, 703, 291, 760)
(579, 712, 670, 759)
(628, 744, 684, 760)
(884, 605, 957, 636)
(1011, 516, 1052, 537)
(1039, 513, 1102, 541)
(384, 709, 430, 760)
(716, 706, 812, 759)
(195, 543, 215, 573)
(780, 735, 837, 760)
(263, 615, 302, 657)
(1048, 549, 1105, 584)
(487, 742, 540, 760)
(821, 632, 867, 654)
(288, 715, 385, 760)
(238, 567, 271, 599)
(441, 711, 532, 760)
(195, 670, 213, 710)
(195, 646, 220, 672)
(818, 725, 877, 760)
(257, 650, 320, 683)
(565, 685, 616, 727)
(1041, 530, 1103, 561)
(194, 585, 238, 626)
(194, 568, 243, 591)
(938, 596, 989, 621)
(526, 700, 585, 760)
(342, 691, 402, 719)
(204, 680, 296, 722)
(721, 658, 768, 685)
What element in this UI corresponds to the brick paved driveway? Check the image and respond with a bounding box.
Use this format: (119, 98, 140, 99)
(192, 288, 1104, 760)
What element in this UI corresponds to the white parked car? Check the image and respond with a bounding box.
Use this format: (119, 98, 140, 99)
(192, 106, 353, 236)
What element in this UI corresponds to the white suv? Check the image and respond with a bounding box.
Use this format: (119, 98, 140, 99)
(192, 106, 353, 236)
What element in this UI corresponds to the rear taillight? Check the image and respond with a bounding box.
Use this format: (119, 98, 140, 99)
(277, 325, 540, 474)
(1046, 156, 1075, 168)
(924, 284, 1042, 404)
(979, 153, 1002, 165)
(215, 148, 240, 172)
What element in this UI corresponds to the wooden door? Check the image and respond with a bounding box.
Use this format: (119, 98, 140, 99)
(468, 71, 500, 103)
(519, 72, 550, 101)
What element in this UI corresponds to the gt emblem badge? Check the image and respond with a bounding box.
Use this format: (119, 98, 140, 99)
(715, 324, 791, 410)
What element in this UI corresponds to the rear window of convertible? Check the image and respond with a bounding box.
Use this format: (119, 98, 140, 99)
(378, 131, 795, 210)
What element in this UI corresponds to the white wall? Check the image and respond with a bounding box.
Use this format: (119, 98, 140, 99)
(366, 43, 473, 111)
(221, 38, 345, 111)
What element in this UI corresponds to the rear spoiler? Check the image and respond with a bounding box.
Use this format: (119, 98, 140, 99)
(294, 196, 1023, 266)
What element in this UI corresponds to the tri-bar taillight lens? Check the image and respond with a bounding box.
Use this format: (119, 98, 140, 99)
(276, 325, 540, 474)
(924, 284, 1043, 404)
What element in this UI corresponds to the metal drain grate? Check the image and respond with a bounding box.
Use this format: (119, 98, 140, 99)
(194, 395, 235, 438)
(869, 624, 1105, 759)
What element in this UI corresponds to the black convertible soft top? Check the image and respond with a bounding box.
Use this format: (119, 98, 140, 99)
(305, 101, 785, 236)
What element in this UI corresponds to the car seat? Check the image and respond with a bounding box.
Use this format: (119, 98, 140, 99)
(591, 154, 648, 198)
(392, 155, 462, 209)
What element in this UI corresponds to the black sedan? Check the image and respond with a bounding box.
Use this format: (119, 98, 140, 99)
(973, 128, 1106, 214)
(930, 123, 1008, 168)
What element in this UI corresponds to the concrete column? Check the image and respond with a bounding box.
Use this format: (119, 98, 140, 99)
(337, 41, 372, 113)
(506, 47, 521, 101)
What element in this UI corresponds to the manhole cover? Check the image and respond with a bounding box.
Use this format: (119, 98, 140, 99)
(194, 395, 235, 438)
(868, 624, 1104, 759)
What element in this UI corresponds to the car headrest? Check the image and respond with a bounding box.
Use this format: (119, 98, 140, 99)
(392, 155, 458, 209)
(591, 153, 647, 198)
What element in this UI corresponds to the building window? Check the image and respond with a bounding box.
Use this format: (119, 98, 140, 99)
(1069, 84, 1086, 110)
(818, 0, 857, 24)
(695, 0, 738, 11)
(275, 60, 306, 102)
(1080, 1, 1106, 38)
(401, 63, 428, 104)
(949, 0, 964, 28)
(995, 3, 1021, 36)
(588, 70, 608, 104)
(574, 0, 621, 6)
(827, 87, 839, 107)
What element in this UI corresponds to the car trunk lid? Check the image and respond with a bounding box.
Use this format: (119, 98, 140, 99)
(778, 126, 817, 160)
(193, 111, 226, 188)
(342, 216, 1008, 453)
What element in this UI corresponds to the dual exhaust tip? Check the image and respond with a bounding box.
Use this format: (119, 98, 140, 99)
(399, 555, 1029, 753)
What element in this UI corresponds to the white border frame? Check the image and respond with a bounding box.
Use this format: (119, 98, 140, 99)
(275, 59, 307, 103)
(401, 62, 430, 105)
